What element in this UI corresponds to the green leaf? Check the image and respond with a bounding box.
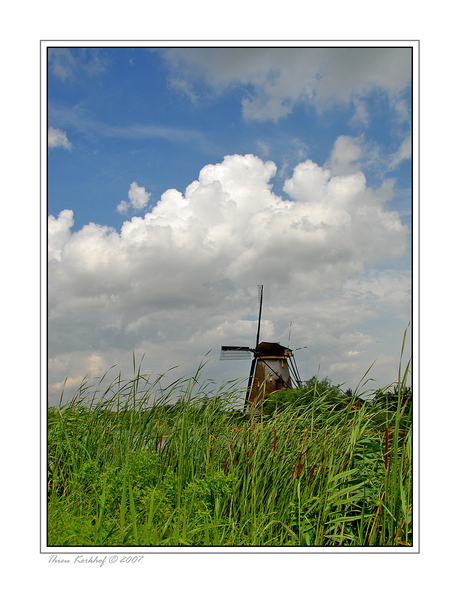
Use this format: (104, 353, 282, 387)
(327, 480, 368, 504)
(327, 467, 360, 486)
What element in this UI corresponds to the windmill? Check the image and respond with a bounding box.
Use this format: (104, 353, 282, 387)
(220, 285, 303, 413)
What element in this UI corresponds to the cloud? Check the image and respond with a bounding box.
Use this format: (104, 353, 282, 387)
(159, 47, 412, 123)
(48, 126, 72, 150)
(256, 140, 270, 157)
(48, 209, 74, 261)
(343, 270, 411, 315)
(350, 98, 370, 127)
(388, 135, 412, 170)
(48, 104, 215, 153)
(48, 48, 109, 81)
(48, 49, 76, 80)
(48, 149, 410, 404)
(128, 182, 151, 209)
(324, 134, 387, 179)
(117, 182, 151, 213)
(325, 135, 363, 176)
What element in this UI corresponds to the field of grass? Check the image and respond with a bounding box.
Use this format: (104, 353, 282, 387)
(47, 358, 412, 547)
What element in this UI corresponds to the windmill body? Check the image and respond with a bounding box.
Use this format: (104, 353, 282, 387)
(246, 342, 294, 413)
(220, 286, 303, 413)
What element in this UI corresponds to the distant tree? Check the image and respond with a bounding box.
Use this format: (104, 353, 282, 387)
(262, 376, 345, 417)
(373, 385, 412, 411)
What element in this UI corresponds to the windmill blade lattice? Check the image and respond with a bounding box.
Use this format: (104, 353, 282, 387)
(219, 346, 252, 360)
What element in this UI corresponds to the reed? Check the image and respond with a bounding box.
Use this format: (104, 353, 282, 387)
(48, 355, 412, 547)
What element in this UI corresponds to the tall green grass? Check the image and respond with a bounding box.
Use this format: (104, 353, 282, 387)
(48, 356, 412, 547)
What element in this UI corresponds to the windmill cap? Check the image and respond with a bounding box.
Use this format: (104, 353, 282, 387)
(255, 342, 293, 357)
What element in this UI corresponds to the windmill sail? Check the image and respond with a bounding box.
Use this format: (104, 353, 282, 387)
(219, 346, 252, 360)
(255, 284, 263, 347)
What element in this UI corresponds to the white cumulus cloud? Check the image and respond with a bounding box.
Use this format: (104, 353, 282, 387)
(326, 135, 363, 176)
(48, 126, 72, 150)
(48, 209, 74, 261)
(48, 151, 410, 405)
(117, 181, 151, 213)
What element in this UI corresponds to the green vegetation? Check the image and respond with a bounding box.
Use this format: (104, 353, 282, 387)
(48, 357, 412, 547)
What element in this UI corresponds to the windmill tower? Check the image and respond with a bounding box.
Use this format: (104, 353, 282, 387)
(220, 286, 303, 414)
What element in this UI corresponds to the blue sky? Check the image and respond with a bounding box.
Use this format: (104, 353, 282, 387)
(47, 44, 413, 405)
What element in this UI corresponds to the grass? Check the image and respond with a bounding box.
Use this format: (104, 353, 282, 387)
(47, 355, 412, 547)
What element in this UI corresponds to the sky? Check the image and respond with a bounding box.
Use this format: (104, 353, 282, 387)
(47, 44, 413, 406)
